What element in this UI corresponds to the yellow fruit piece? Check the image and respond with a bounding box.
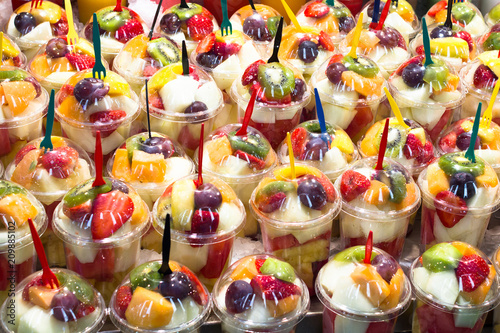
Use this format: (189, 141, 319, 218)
(49, 57, 73, 72)
(396, 0, 415, 22)
(315, 14, 339, 35)
(125, 287, 173, 329)
(351, 264, 391, 306)
(409, 127, 426, 145)
(478, 51, 500, 78)
(2, 36, 19, 58)
(74, 39, 95, 56)
(380, 268, 405, 310)
(274, 165, 323, 180)
(148, 64, 182, 93)
(171, 178, 196, 230)
(440, 74, 459, 93)
(17, 1, 62, 24)
(478, 127, 495, 144)
(112, 148, 132, 182)
(129, 190, 147, 225)
(460, 265, 496, 305)
(341, 70, 384, 97)
(460, 120, 473, 133)
(169, 261, 182, 272)
(123, 35, 149, 58)
(361, 121, 384, 156)
(358, 30, 380, 52)
(50, 136, 66, 148)
(215, 29, 245, 45)
(206, 136, 232, 165)
(434, 9, 447, 23)
(364, 180, 390, 205)
(0, 193, 38, 227)
(104, 72, 131, 98)
(451, 241, 478, 256)
(430, 37, 469, 60)
(131, 150, 167, 183)
(266, 295, 300, 317)
(476, 165, 499, 188)
(29, 286, 58, 310)
(210, 178, 237, 203)
(396, 183, 417, 210)
(2, 81, 37, 116)
(58, 96, 84, 122)
(331, 130, 354, 155)
(11, 149, 41, 188)
(426, 163, 450, 196)
(230, 257, 258, 280)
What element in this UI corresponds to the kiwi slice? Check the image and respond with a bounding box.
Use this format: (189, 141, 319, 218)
(267, 16, 281, 37)
(129, 262, 163, 290)
(96, 7, 131, 32)
(438, 153, 485, 177)
(147, 38, 181, 67)
(342, 55, 379, 78)
(63, 178, 112, 208)
(334, 246, 377, 263)
(256, 181, 295, 201)
(257, 63, 295, 99)
(376, 126, 406, 158)
(451, 3, 475, 25)
(171, 3, 203, 21)
(55, 272, 94, 303)
(484, 33, 500, 51)
(332, 6, 350, 18)
(126, 135, 144, 160)
(388, 171, 407, 204)
(422, 243, 462, 273)
(423, 62, 449, 91)
(0, 181, 25, 199)
(228, 132, 270, 159)
(0, 70, 27, 81)
(303, 121, 335, 135)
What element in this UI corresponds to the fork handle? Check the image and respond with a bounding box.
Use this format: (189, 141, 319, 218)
(248, 0, 256, 11)
(27, 218, 56, 286)
(221, 0, 229, 21)
(267, 16, 283, 63)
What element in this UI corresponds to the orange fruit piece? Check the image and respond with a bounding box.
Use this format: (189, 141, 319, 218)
(49, 57, 73, 72)
(380, 268, 405, 310)
(123, 35, 148, 58)
(364, 180, 390, 205)
(476, 165, 499, 188)
(460, 265, 496, 305)
(230, 257, 258, 280)
(351, 264, 390, 306)
(131, 150, 167, 183)
(360, 121, 384, 156)
(341, 70, 384, 97)
(2, 81, 37, 116)
(451, 241, 477, 256)
(129, 190, 147, 225)
(396, 183, 417, 210)
(112, 148, 132, 182)
(11, 149, 40, 188)
(58, 95, 84, 122)
(0, 193, 38, 226)
(211, 178, 237, 203)
(315, 15, 339, 35)
(266, 295, 300, 317)
(426, 163, 450, 196)
(435, 9, 447, 23)
(206, 136, 232, 164)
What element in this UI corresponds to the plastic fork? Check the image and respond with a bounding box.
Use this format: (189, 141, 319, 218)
(92, 13, 106, 79)
(39, 89, 55, 152)
(65, 0, 78, 51)
(384, 87, 409, 129)
(31, 0, 43, 11)
(347, 13, 364, 59)
(267, 17, 283, 63)
(28, 218, 59, 289)
(114, 0, 123, 12)
(281, 0, 304, 33)
(481, 79, 500, 129)
(220, 0, 232, 36)
(465, 102, 482, 163)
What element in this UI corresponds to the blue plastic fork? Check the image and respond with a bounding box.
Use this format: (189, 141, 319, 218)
(92, 13, 106, 79)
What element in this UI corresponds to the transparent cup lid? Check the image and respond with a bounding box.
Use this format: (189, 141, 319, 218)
(486, 4, 500, 27)
(213, 254, 309, 330)
(110, 260, 211, 332)
(461, 53, 500, 98)
(478, 23, 500, 52)
(229, 4, 282, 43)
(1, 34, 26, 68)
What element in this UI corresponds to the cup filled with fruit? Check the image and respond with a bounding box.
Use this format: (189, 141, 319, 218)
(316, 244, 412, 333)
(493, 245, 500, 331)
(411, 241, 500, 333)
(487, 3, 500, 28)
(0, 180, 47, 304)
(109, 260, 211, 332)
(0, 34, 26, 68)
(213, 255, 309, 333)
(477, 23, 500, 53)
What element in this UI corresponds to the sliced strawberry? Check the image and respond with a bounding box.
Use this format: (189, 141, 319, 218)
(403, 133, 423, 160)
(191, 209, 219, 233)
(75, 304, 95, 319)
(213, 42, 241, 57)
(416, 142, 435, 164)
(255, 258, 266, 272)
(315, 174, 337, 202)
(40, 146, 79, 179)
(65, 53, 95, 71)
(328, 53, 344, 66)
(114, 285, 132, 317)
(250, 275, 301, 300)
(15, 144, 36, 165)
(199, 238, 233, 279)
(187, 14, 214, 41)
(142, 65, 159, 77)
(149, 93, 164, 110)
(427, 0, 447, 17)
(258, 192, 287, 213)
(304, 1, 329, 18)
(196, 32, 216, 54)
(58, 84, 74, 104)
(63, 201, 92, 224)
(396, 55, 424, 75)
(181, 266, 209, 305)
(415, 45, 424, 55)
(242, 60, 265, 86)
(52, 15, 69, 36)
(90, 191, 134, 240)
(438, 132, 457, 153)
(234, 150, 266, 170)
(454, 31, 474, 52)
(455, 254, 490, 292)
(473, 64, 498, 90)
(340, 170, 370, 202)
(115, 19, 144, 43)
(291, 127, 308, 157)
(434, 190, 467, 228)
(89, 110, 127, 138)
(318, 30, 335, 52)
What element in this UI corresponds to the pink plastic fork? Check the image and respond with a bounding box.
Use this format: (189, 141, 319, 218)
(27, 218, 59, 289)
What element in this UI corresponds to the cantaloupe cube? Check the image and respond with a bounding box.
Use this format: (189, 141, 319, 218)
(49, 57, 73, 72)
(2, 81, 37, 116)
(341, 71, 384, 97)
(451, 241, 477, 256)
(29, 286, 58, 310)
(131, 150, 167, 183)
(361, 121, 384, 156)
(364, 180, 390, 205)
(206, 136, 232, 164)
(112, 149, 132, 182)
(0, 193, 38, 226)
(476, 165, 498, 188)
(266, 295, 300, 318)
(380, 268, 405, 310)
(57, 96, 84, 122)
(351, 264, 391, 306)
(125, 287, 173, 329)
(230, 257, 258, 280)
(460, 265, 496, 305)
(123, 35, 148, 58)
(30, 55, 51, 78)
(427, 163, 450, 196)
(211, 178, 237, 203)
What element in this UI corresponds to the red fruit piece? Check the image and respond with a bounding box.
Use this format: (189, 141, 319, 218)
(149, 94, 164, 110)
(187, 14, 214, 41)
(255, 259, 266, 272)
(434, 190, 467, 228)
(89, 110, 127, 138)
(40, 146, 79, 179)
(291, 127, 308, 157)
(63, 200, 92, 223)
(396, 55, 424, 75)
(213, 42, 241, 57)
(340, 170, 370, 202)
(454, 31, 474, 52)
(58, 84, 74, 104)
(427, 0, 447, 17)
(268, 234, 300, 252)
(242, 60, 265, 86)
(15, 144, 36, 165)
(115, 19, 144, 43)
(258, 192, 287, 213)
(250, 82, 268, 103)
(67, 248, 115, 281)
(473, 64, 498, 90)
(416, 142, 435, 164)
(181, 266, 209, 305)
(91, 191, 134, 240)
(421, 205, 436, 245)
(297, 174, 337, 202)
(455, 254, 490, 292)
(327, 53, 344, 66)
(178, 125, 200, 151)
(318, 31, 335, 52)
(345, 105, 373, 138)
(234, 150, 266, 170)
(52, 16, 69, 36)
(75, 304, 95, 319)
(438, 132, 457, 153)
(115, 285, 133, 317)
(191, 209, 219, 233)
(0, 129, 10, 156)
(22, 275, 44, 302)
(142, 65, 158, 77)
(415, 45, 424, 55)
(304, 1, 330, 18)
(199, 238, 233, 279)
(403, 133, 423, 160)
(428, 109, 452, 141)
(65, 53, 96, 71)
(250, 275, 301, 300)
(196, 32, 216, 54)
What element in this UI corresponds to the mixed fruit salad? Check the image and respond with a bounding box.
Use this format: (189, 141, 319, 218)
(487, 3, 500, 27)
(110, 260, 211, 331)
(1, 34, 25, 68)
(477, 23, 500, 52)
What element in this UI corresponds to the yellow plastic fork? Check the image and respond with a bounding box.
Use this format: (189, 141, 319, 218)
(65, 0, 78, 51)
(280, 0, 304, 33)
(481, 79, 500, 129)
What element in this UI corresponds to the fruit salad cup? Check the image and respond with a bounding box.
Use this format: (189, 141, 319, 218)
(309, 54, 386, 142)
(1, 34, 26, 68)
(153, 174, 246, 290)
(278, 120, 358, 181)
(0, 268, 106, 333)
(156, 3, 219, 55)
(411, 242, 500, 333)
(141, 63, 223, 156)
(359, 0, 420, 41)
(316, 246, 412, 333)
(109, 260, 211, 332)
(195, 124, 277, 237)
(231, 59, 311, 149)
(5, 136, 94, 267)
(487, 3, 500, 28)
(296, 0, 355, 47)
(359, 118, 436, 177)
(424, 0, 488, 39)
(213, 255, 310, 333)
(0, 66, 49, 167)
(387, 55, 465, 141)
(113, 35, 181, 96)
(250, 164, 341, 291)
(5, 2, 69, 61)
(494, 245, 500, 332)
(335, 157, 421, 259)
(55, 69, 141, 163)
(82, 6, 148, 64)
(229, 4, 282, 55)
(52, 177, 150, 302)
(477, 23, 500, 53)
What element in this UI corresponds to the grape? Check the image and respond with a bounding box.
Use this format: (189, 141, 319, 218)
(243, 14, 271, 42)
(225, 280, 255, 314)
(450, 172, 477, 200)
(491, 23, 500, 33)
(298, 40, 319, 63)
(194, 183, 222, 209)
(73, 78, 110, 106)
(302, 137, 328, 161)
(196, 52, 221, 69)
(456, 132, 480, 151)
(14, 12, 36, 35)
(326, 62, 347, 84)
(160, 13, 181, 34)
(473, 64, 498, 89)
(371, 254, 398, 283)
(184, 101, 208, 114)
(159, 272, 193, 299)
(375, 28, 399, 48)
(339, 16, 355, 33)
(297, 176, 327, 210)
(46, 38, 69, 58)
(402, 63, 425, 88)
(50, 290, 79, 322)
(24, 77, 42, 98)
(291, 78, 306, 102)
(430, 25, 454, 39)
(367, 2, 383, 19)
(111, 179, 129, 194)
(142, 136, 175, 158)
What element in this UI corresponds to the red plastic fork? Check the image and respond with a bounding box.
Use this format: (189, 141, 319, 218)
(114, 0, 123, 12)
(28, 218, 59, 288)
(30, 0, 43, 11)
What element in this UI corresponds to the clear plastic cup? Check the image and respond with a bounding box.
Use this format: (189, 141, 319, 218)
(141, 63, 224, 156)
(493, 245, 500, 332)
(387, 55, 465, 142)
(213, 254, 310, 333)
(230, 59, 311, 149)
(153, 174, 246, 290)
(1, 34, 27, 69)
(316, 246, 412, 333)
(0, 180, 47, 305)
(250, 163, 341, 291)
(487, 4, 500, 28)
(418, 152, 500, 250)
(194, 123, 277, 237)
(52, 177, 151, 302)
(0, 66, 49, 167)
(5, 136, 95, 267)
(411, 241, 500, 333)
(477, 23, 500, 54)
(335, 157, 421, 259)
(309, 53, 387, 143)
(109, 260, 211, 333)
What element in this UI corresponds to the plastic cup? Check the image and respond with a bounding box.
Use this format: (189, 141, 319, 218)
(411, 241, 500, 333)
(316, 246, 412, 333)
(486, 4, 500, 28)
(493, 246, 500, 332)
(0, 34, 27, 69)
(109, 260, 212, 333)
(250, 163, 341, 291)
(335, 157, 421, 259)
(153, 174, 246, 290)
(52, 177, 151, 303)
(477, 24, 500, 54)
(213, 254, 310, 333)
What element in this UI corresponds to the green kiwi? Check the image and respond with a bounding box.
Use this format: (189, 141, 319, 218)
(332, 6, 350, 18)
(342, 55, 379, 78)
(126, 135, 145, 160)
(228, 132, 270, 159)
(334, 246, 377, 263)
(388, 171, 407, 204)
(63, 178, 112, 208)
(452, 3, 475, 25)
(129, 262, 162, 290)
(0, 70, 27, 81)
(267, 16, 281, 37)
(423, 62, 449, 91)
(96, 7, 131, 32)
(376, 126, 406, 158)
(483, 33, 500, 51)
(55, 272, 94, 303)
(438, 153, 485, 177)
(422, 243, 462, 273)
(171, 3, 203, 21)
(257, 63, 295, 99)
(257, 181, 295, 201)
(147, 38, 181, 66)
(303, 121, 335, 135)
(0, 181, 25, 199)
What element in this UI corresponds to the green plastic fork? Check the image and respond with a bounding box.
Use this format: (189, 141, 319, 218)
(39, 90, 55, 152)
(92, 13, 106, 79)
(220, 0, 232, 36)
(465, 102, 482, 163)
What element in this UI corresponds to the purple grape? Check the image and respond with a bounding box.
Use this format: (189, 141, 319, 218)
(339, 16, 355, 33)
(297, 176, 327, 210)
(225, 280, 255, 314)
(159, 272, 193, 299)
(456, 132, 480, 151)
(111, 179, 129, 194)
(14, 12, 36, 35)
(24, 77, 42, 98)
(450, 172, 477, 200)
(50, 291, 79, 322)
(243, 13, 271, 42)
(375, 27, 399, 48)
(492, 23, 500, 33)
(430, 25, 454, 39)
(298, 40, 319, 63)
(402, 63, 425, 88)
(326, 62, 347, 84)
(194, 183, 222, 209)
(371, 254, 398, 283)
(73, 78, 110, 106)
(302, 137, 328, 161)
(141, 136, 175, 158)
(160, 13, 181, 34)
(196, 52, 222, 69)
(291, 78, 306, 102)
(46, 38, 69, 58)
(185, 101, 208, 114)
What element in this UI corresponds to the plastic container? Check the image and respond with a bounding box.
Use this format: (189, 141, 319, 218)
(486, 4, 500, 28)
(0, 34, 26, 68)
(477, 23, 500, 53)
(493, 245, 500, 332)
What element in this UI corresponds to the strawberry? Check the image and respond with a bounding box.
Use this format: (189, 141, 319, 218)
(52, 16, 69, 36)
(455, 254, 490, 292)
(327, 53, 344, 66)
(315, 174, 337, 202)
(149, 93, 164, 110)
(40, 146, 79, 179)
(63, 201, 92, 224)
(196, 32, 216, 54)
(14, 144, 36, 165)
(91, 191, 134, 240)
(22, 275, 45, 302)
(258, 192, 287, 213)
(318, 30, 335, 52)
(142, 65, 158, 77)
(187, 14, 214, 41)
(58, 84, 74, 104)
(473, 64, 498, 90)
(415, 45, 424, 55)
(181, 266, 209, 305)
(304, 1, 329, 18)
(454, 31, 474, 52)
(438, 132, 457, 153)
(89, 110, 127, 138)
(65, 53, 95, 71)
(255, 259, 266, 272)
(250, 275, 301, 300)
(234, 150, 266, 170)
(434, 190, 467, 228)
(403, 133, 423, 160)
(416, 142, 435, 164)
(242, 60, 265, 86)
(396, 55, 424, 75)
(427, 0, 447, 17)
(250, 82, 268, 103)
(75, 304, 95, 319)
(340, 170, 370, 202)
(291, 127, 308, 157)
(114, 285, 133, 317)
(191, 209, 219, 233)
(115, 19, 144, 43)
(213, 42, 241, 57)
